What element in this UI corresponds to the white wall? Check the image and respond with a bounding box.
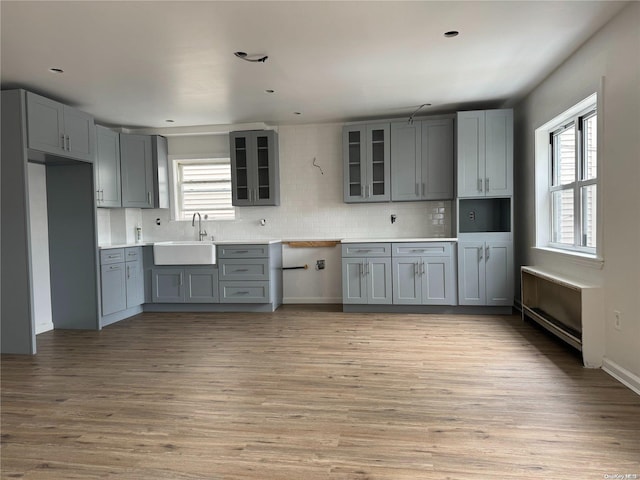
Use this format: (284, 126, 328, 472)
(514, 3, 640, 384)
(27, 163, 53, 334)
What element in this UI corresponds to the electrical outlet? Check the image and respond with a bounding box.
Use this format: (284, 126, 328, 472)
(613, 310, 622, 331)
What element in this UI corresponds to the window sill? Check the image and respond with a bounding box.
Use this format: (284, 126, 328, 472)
(532, 246, 604, 270)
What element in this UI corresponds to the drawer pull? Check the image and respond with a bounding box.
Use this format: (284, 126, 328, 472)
(107, 254, 120, 258)
(234, 268, 249, 272)
(235, 291, 250, 295)
(234, 250, 249, 254)
(356, 249, 372, 253)
(109, 265, 121, 270)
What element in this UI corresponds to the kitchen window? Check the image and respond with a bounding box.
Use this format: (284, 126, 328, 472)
(172, 158, 235, 221)
(534, 93, 600, 260)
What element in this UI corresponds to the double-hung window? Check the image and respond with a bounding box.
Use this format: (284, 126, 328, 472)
(172, 158, 235, 221)
(549, 107, 597, 253)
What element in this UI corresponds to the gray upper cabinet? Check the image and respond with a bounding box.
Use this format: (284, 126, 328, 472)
(343, 123, 390, 203)
(120, 133, 153, 208)
(390, 118, 454, 201)
(229, 130, 280, 206)
(457, 109, 513, 198)
(95, 126, 122, 207)
(26, 91, 95, 162)
(120, 134, 169, 209)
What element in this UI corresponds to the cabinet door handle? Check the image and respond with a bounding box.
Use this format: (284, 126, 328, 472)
(415, 183, 419, 196)
(478, 178, 483, 192)
(478, 247, 483, 261)
(485, 245, 490, 259)
(422, 182, 425, 197)
(415, 262, 420, 277)
(486, 178, 490, 192)
(421, 262, 426, 276)
(179, 272, 183, 286)
(100, 190, 104, 202)
(147, 191, 152, 206)
(126, 265, 130, 279)
(66, 135, 70, 151)
(60, 134, 65, 149)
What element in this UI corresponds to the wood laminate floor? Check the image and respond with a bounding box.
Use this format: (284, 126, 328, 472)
(2, 306, 639, 479)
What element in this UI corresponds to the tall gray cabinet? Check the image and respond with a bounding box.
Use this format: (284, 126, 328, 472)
(2, 89, 100, 354)
(456, 109, 514, 307)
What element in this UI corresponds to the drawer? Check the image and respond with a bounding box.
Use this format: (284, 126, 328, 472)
(218, 259, 269, 281)
(217, 244, 269, 259)
(219, 281, 270, 303)
(100, 248, 125, 265)
(125, 246, 142, 262)
(341, 243, 391, 258)
(392, 242, 453, 257)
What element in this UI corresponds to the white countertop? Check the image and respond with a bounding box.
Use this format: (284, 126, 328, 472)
(99, 239, 282, 249)
(341, 237, 458, 243)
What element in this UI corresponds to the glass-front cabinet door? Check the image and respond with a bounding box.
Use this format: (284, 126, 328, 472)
(230, 130, 280, 206)
(343, 123, 390, 203)
(367, 125, 390, 201)
(232, 135, 251, 205)
(343, 126, 366, 202)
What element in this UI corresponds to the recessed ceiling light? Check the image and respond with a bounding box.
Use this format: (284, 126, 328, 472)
(165, 119, 175, 123)
(444, 31, 459, 38)
(49, 67, 64, 73)
(293, 112, 302, 115)
(265, 89, 275, 94)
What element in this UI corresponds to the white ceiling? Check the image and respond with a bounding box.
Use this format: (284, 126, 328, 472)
(0, 1, 628, 130)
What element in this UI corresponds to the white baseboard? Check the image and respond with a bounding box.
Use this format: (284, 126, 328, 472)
(602, 358, 640, 396)
(35, 322, 54, 335)
(283, 297, 342, 304)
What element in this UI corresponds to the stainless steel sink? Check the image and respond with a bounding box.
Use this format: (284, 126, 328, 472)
(153, 241, 216, 265)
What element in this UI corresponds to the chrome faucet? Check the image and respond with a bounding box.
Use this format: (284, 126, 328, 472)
(191, 212, 208, 241)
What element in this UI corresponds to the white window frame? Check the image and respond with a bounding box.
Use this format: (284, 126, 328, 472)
(168, 155, 235, 222)
(534, 92, 602, 262)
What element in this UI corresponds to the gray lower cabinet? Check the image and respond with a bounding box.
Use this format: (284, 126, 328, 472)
(457, 240, 513, 306)
(101, 262, 126, 315)
(100, 247, 144, 316)
(26, 91, 95, 162)
(341, 243, 393, 304)
(152, 267, 219, 303)
(217, 243, 281, 304)
(391, 242, 456, 305)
